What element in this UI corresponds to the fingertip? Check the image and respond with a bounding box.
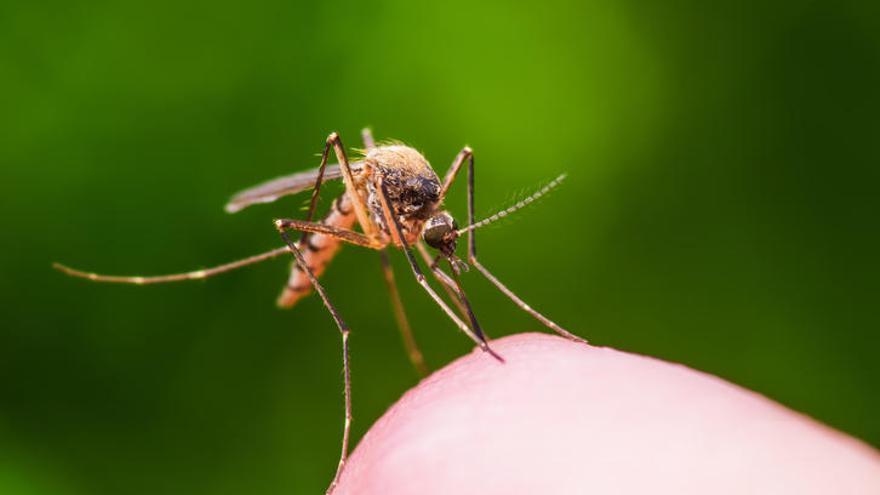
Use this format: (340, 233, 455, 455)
(336, 333, 880, 494)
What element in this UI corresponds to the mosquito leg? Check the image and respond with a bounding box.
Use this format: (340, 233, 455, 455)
(416, 246, 490, 340)
(279, 133, 380, 307)
(275, 226, 353, 495)
(277, 132, 334, 305)
(439, 146, 472, 201)
(275, 217, 385, 306)
(273, 219, 382, 250)
(277, 132, 335, 301)
(361, 128, 376, 151)
(443, 257, 493, 341)
(379, 249, 428, 377)
(470, 259, 584, 342)
(458, 149, 586, 343)
(280, 138, 357, 493)
(53, 246, 290, 284)
(300, 133, 336, 237)
(376, 179, 503, 362)
(415, 241, 470, 320)
(326, 132, 381, 242)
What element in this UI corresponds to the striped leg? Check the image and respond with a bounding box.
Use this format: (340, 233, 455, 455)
(449, 148, 586, 343)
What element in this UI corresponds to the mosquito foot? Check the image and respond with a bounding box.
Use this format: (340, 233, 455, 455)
(481, 343, 505, 363)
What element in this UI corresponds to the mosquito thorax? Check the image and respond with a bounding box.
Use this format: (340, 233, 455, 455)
(423, 211, 459, 256)
(365, 145, 440, 220)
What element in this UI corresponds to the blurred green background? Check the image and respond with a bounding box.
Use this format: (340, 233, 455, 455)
(2, 0, 878, 493)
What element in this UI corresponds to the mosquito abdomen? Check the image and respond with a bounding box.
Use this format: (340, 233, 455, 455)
(277, 194, 357, 308)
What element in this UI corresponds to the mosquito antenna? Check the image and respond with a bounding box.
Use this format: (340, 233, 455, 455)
(456, 173, 567, 236)
(53, 246, 290, 284)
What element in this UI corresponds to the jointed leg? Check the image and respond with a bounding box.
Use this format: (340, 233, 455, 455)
(379, 249, 428, 377)
(326, 132, 381, 242)
(279, 133, 359, 493)
(442, 256, 493, 341)
(301, 134, 336, 234)
(53, 246, 290, 284)
(275, 224, 353, 495)
(376, 179, 502, 362)
(274, 218, 381, 250)
(456, 148, 586, 343)
(278, 133, 343, 305)
(420, 246, 489, 343)
(470, 260, 584, 342)
(415, 241, 470, 321)
(278, 131, 392, 304)
(439, 146, 472, 201)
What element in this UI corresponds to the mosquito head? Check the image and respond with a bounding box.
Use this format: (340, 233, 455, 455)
(423, 210, 459, 256)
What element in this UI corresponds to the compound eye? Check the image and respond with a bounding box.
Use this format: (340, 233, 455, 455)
(423, 224, 449, 249)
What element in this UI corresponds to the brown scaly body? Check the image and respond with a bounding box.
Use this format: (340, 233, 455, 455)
(362, 145, 441, 245)
(278, 144, 442, 307)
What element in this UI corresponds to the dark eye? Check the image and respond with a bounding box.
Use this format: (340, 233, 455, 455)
(423, 224, 450, 248)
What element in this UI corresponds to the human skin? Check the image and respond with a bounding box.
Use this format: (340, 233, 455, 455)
(335, 333, 880, 494)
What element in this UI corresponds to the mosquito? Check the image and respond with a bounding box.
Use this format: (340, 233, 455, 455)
(53, 128, 585, 493)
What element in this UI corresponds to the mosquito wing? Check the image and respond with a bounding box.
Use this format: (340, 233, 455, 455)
(225, 161, 364, 213)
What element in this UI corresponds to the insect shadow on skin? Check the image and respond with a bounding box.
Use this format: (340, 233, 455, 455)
(53, 128, 585, 494)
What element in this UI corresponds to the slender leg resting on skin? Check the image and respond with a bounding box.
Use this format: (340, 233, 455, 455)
(443, 148, 585, 343)
(376, 179, 503, 362)
(276, 223, 353, 495)
(277, 132, 363, 494)
(443, 256, 492, 341)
